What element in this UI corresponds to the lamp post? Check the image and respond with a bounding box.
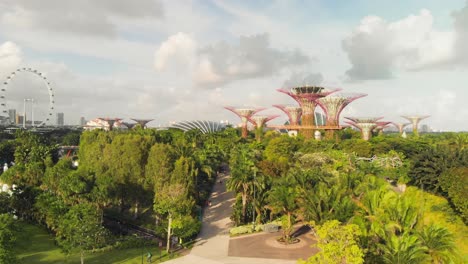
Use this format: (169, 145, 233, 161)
(252, 168, 257, 232)
(31, 98, 35, 127)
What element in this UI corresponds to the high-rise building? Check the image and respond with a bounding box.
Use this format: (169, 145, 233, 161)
(16, 113, 24, 125)
(8, 109, 16, 124)
(56, 112, 64, 126)
(79, 117, 86, 126)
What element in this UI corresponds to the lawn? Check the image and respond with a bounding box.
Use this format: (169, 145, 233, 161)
(15, 222, 178, 264)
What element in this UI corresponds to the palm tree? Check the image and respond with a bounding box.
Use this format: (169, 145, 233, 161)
(266, 181, 299, 243)
(226, 145, 255, 223)
(380, 232, 429, 264)
(418, 225, 459, 263)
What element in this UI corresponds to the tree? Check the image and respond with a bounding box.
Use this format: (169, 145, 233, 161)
(34, 192, 68, 232)
(227, 145, 256, 223)
(301, 220, 364, 264)
(42, 158, 74, 193)
(0, 214, 19, 264)
(172, 215, 201, 244)
(103, 133, 153, 218)
(266, 180, 299, 243)
(153, 183, 194, 252)
(56, 203, 108, 264)
(440, 167, 468, 222)
(61, 131, 81, 146)
(145, 143, 176, 191)
(418, 225, 459, 263)
(380, 232, 428, 264)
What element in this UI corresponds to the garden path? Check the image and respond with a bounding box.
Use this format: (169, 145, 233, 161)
(163, 170, 296, 264)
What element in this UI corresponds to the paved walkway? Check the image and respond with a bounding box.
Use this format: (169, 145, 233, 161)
(163, 171, 304, 264)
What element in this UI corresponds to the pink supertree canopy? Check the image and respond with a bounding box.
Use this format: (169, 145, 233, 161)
(317, 93, 367, 126)
(224, 106, 265, 138)
(273, 104, 302, 125)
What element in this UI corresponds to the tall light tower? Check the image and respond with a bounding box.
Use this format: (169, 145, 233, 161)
(31, 98, 35, 127)
(23, 98, 33, 128)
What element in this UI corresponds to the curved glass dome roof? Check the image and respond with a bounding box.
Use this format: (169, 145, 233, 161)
(170, 120, 227, 134)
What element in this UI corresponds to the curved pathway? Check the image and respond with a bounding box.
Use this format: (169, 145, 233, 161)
(164, 171, 297, 264)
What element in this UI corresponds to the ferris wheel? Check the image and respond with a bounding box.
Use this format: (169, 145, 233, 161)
(1, 67, 55, 127)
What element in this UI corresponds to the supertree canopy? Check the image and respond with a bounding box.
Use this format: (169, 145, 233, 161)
(345, 117, 383, 141)
(224, 106, 265, 138)
(392, 122, 411, 134)
(374, 121, 392, 135)
(122, 122, 137, 129)
(249, 115, 279, 128)
(277, 85, 341, 138)
(249, 114, 279, 141)
(317, 93, 367, 126)
(273, 105, 302, 126)
(131, 118, 154, 129)
(98, 117, 122, 131)
(401, 115, 430, 136)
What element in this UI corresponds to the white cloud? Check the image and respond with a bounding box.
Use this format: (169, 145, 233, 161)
(0, 41, 22, 73)
(0, 0, 163, 38)
(453, 1, 468, 64)
(343, 9, 457, 81)
(154, 32, 196, 71)
(154, 32, 310, 88)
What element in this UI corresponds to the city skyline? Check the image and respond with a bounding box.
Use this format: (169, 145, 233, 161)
(0, 1, 467, 131)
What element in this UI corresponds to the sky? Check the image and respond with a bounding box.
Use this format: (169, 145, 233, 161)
(0, 0, 467, 131)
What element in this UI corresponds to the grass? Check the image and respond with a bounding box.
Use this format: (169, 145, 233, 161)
(15, 222, 179, 264)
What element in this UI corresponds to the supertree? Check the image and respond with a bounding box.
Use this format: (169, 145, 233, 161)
(98, 117, 122, 131)
(131, 118, 154, 129)
(344, 117, 383, 141)
(317, 93, 367, 126)
(401, 115, 430, 137)
(224, 106, 265, 138)
(391, 122, 411, 135)
(374, 121, 392, 135)
(122, 122, 137, 129)
(317, 92, 367, 138)
(272, 105, 302, 125)
(249, 115, 279, 142)
(277, 86, 340, 138)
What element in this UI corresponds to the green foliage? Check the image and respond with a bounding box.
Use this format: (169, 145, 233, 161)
(145, 143, 176, 190)
(172, 215, 201, 241)
(266, 179, 299, 242)
(0, 213, 19, 264)
(227, 144, 256, 224)
(61, 132, 81, 146)
(0, 140, 15, 164)
(379, 232, 428, 264)
(34, 192, 68, 232)
(418, 224, 459, 263)
(56, 203, 109, 262)
(301, 220, 364, 264)
(263, 135, 298, 174)
(339, 139, 372, 157)
(439, 167, 468, 222)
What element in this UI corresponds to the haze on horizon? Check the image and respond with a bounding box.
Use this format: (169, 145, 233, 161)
(0, 0, 467, 131)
